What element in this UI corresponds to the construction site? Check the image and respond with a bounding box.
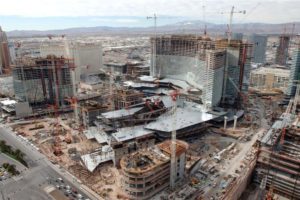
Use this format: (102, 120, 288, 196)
(0, 15, 300, 200)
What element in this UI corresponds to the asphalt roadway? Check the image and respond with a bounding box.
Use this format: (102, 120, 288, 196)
(0, 124, 96, 200)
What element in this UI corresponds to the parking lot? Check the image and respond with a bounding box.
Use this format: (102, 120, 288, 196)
(49, 177, 89, 200)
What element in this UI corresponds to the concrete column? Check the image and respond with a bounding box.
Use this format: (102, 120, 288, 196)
(224, 116, 228, 131)
(233, 115, 238, 130)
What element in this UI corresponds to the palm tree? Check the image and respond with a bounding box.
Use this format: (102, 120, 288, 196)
(0, 140, 6, 151)
(7, 164, 17, 175)
(14, 149, 24, 160)
(5, 145, 12, 154)
(2, 163, 9, 169)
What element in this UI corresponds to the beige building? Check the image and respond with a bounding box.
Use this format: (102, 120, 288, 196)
(0, 27, 10, 73)
(40, 42, 103, 82)
(250, 66, 290, 91)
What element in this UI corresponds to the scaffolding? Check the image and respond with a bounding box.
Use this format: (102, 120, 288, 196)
(12, 56, 74, 107)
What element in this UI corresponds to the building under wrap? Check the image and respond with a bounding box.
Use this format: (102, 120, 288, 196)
(248, 34, 268, 63)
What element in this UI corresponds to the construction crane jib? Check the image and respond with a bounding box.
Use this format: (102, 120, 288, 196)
(221, 6, 246, 103)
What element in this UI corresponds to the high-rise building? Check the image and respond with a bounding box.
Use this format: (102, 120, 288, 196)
(248, 34, 268, 63)
(232, 33, 243, 41)
(215, 39, 253, 99)
(40, 42, 103, 82)
(8, 43, 16, 65)
(150, 35, 252, 107)
(286, 35, 300, 96)
(150, 35, 225, 108)
(0, 26, 11, 73)
(12, 56, 74, 107)
(275, 35, 290, 65)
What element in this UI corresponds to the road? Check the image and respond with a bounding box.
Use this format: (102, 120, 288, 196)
(0, 124, 97, 200)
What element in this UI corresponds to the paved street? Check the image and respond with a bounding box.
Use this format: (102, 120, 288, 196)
(0, 125, 95, 200)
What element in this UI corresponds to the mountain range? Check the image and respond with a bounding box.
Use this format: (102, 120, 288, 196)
(7, 20, 300, 38)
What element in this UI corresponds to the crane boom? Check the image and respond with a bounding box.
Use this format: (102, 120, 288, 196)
(221, 6, 246, 103)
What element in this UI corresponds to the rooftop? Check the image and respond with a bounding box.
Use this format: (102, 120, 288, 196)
(112, 125, 154, 143)
(81, 145, 114, 172)
(157, 139, 189, 157)
(251, 66, 290, 77)
(0, 98, 17, 106)
(123, 81, 157, 88)
(145, 107, 216, 132)
(101, 106, 143, 119)
(120, 140, 188, 174)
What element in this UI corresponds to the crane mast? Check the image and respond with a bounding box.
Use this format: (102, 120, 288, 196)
(170, 90, 179, 189)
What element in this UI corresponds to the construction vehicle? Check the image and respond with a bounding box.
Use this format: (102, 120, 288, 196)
(117, 194, 130, 200)
(190, 177, 200, 185)
(265, 184, 274, 200)
(196, 194, 204, 200)
(29, 114, 44, 130)
(64, 132, 72, 144)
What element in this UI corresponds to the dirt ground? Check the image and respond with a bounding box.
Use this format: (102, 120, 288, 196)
(12, 116, 125, 200)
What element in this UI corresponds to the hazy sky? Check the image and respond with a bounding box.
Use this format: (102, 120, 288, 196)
(0, 0, 299, 31)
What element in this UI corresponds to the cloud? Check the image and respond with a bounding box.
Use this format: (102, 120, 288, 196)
(115, 19, 138, 23)
(89, 18, 111, 22)
(0, 0, 299, 23)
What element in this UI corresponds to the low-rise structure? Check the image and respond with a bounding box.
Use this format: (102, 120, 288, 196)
(120, 139, 188, 200)
(250, 66, 290, 91)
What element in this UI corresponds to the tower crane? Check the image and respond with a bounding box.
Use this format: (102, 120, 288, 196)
(221, 6, 246, 103)
(279, 83, 299, 146)
(225, 72, 251, 121)
(170, 90, 179, 189)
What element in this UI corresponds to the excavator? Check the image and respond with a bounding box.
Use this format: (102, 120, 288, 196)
(63, 130, 72, 144)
